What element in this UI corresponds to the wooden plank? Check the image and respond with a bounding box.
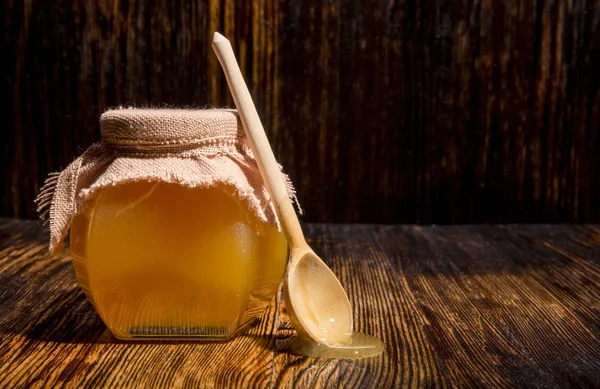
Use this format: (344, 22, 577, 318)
(387, 224, 600, 387)
(1, 219, 600, 388)
(2, 0, 600, 224)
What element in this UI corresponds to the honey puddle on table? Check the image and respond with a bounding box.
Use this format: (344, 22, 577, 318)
(285, 292, 383, 359)
(290, 332, 384, 359)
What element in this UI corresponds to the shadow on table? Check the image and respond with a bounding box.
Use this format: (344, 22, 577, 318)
(1, 273, 281, 348)
(3, 287, 281, 348)
(0, 284, 108, 344)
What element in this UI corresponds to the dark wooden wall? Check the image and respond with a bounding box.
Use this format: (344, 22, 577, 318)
(2, 0, 599, 224)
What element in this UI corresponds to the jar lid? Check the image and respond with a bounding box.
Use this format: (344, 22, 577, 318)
(101, 108, 242, 146)
(36, 108, 300, 253)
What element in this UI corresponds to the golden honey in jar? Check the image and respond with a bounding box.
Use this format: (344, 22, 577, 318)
(37, 108, 292, 340)
(70, 182, 287, 340)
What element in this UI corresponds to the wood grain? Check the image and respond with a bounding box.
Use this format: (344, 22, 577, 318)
(1, 219, 599, 387)
(2, 1, 599, 223)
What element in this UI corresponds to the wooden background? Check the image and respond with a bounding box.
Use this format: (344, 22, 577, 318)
(2, 0, 599, 224)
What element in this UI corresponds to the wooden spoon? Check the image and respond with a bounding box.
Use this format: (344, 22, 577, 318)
(212, 32, 353, 346)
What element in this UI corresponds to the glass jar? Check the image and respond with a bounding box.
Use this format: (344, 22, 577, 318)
(35, 108, 293, 341)
(69, 181, 288, 340)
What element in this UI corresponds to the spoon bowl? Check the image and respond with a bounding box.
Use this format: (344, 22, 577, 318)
(283, 248, 353, 345)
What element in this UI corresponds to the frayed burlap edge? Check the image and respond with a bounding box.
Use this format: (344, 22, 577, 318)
(35, 108, 301, 253)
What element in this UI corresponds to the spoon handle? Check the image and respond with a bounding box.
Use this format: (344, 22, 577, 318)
(212, 32, 307, 250)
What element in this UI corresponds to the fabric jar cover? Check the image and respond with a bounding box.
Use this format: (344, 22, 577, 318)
(35, 107, 300, 253)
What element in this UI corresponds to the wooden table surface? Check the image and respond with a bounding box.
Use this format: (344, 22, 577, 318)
(1, 219, 599, 388)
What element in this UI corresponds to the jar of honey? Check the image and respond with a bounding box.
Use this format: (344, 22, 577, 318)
(36, 108, 296, 340)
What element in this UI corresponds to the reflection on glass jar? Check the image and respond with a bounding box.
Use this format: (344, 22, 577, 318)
(70, 181, 288, 340)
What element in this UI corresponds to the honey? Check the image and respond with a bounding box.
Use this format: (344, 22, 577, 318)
(290, 333, 384, 360)
(70, 181, 288, 340)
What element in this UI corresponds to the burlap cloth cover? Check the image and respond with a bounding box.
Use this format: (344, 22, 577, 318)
(35, 108, 300, 253)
